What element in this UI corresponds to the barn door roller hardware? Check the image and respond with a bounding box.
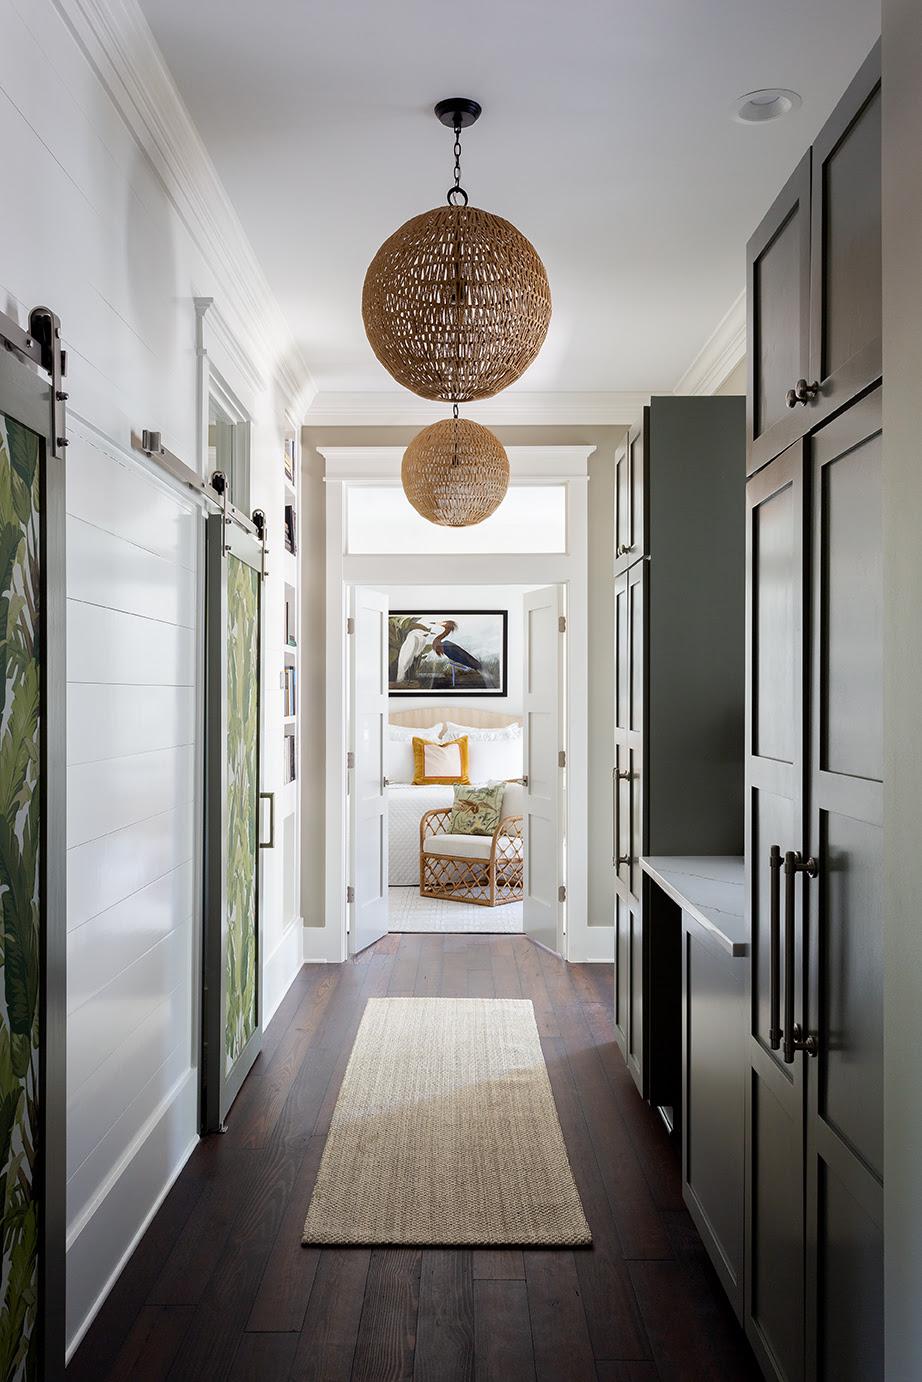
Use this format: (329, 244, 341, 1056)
(0, 305, 68, 459)
(137, 428, 264, 550)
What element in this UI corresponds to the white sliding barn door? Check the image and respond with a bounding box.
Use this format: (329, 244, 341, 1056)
(349, 588, 389, 954)
(523, 586, 565, 954)
(65, 433, 199, 1349)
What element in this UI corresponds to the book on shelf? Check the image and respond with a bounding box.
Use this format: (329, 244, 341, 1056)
(284, 436, 295, 483)
(284, 597, 296, 646)
(284, 732, 297, 784)
(284, 503, 297, 554)
(283, 665, 297, 718)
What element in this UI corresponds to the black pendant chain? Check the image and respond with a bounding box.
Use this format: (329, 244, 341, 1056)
(447, 121, 469, 207)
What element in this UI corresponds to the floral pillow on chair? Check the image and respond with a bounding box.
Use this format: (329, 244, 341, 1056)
(448, 782, 506, 836)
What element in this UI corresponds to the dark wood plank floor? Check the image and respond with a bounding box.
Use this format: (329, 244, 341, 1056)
(68, 934, 760, 1381)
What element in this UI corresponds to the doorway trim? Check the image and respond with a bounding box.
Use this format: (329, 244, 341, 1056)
(318, 445, 597, 963)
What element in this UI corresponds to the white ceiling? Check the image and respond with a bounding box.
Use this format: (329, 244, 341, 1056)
(138, 0, 880, 398)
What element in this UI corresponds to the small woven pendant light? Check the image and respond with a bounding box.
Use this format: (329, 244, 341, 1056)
(363, 99, 551, 403)
(402, 412, 509, 527)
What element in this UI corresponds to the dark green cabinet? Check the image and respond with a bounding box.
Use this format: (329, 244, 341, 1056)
(612, 396, 745, 1098)
(743, 44, 883, 1379)
(682, 909, 746, 1321)
(747, 43, 880, 478)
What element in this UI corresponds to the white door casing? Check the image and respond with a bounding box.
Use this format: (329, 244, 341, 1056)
(349, 588, 389, 954)
(523, 585, 565, 954)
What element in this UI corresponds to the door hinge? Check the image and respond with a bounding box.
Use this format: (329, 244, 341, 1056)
(346, 750, 355, 769)
(346, 616, 355, 634)
(558, 749, 566, 768)
(558, 884, 567, 903)
(558, 615, 566, 633)
(346, 885, 355, 904)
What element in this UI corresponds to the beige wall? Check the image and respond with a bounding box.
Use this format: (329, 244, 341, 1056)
(300, 422, 627, 937)
(716, 356, 747, 395)
(881, 2, 922, 1370)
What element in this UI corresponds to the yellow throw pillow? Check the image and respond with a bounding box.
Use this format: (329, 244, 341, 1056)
(412, 736, 470, 786)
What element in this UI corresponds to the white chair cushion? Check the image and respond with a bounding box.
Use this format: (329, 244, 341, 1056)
(500, 782, 526, 818)
(423, 833, 524, 860)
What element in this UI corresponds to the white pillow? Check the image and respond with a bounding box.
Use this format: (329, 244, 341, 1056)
(442, 720, 521, 742)
(466, 734, 524, 784)
(386, 723, 442, 783)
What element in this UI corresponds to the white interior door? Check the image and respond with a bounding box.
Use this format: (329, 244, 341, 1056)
(523, 586, 564, 953)
(349, 587, 389, 954)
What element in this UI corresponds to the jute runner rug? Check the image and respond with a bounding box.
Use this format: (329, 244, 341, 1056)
(302, 996, 591, 1246)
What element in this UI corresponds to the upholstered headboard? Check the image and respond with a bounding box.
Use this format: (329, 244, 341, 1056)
(388, 705, 522, 730)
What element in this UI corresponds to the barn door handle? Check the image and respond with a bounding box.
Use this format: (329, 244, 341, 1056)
(782, 851, 818, 1063)
(769, 844, 782, 1050)
(258, 791, 275, 849)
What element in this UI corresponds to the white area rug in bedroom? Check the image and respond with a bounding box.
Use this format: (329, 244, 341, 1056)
(388, 887, 523, 934)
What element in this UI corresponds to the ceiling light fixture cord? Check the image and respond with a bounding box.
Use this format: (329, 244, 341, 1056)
(448, 120, 468, 207)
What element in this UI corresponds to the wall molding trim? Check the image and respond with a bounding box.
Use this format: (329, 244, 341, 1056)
(305, 391, 654, 428)
(318, 444, 596, 483)
(52, 0, 314, 412)
(673, 289, 746, 396)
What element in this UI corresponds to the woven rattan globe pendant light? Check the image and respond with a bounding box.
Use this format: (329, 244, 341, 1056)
(402, 411, 509, 527)
(363, 98, 552, 403)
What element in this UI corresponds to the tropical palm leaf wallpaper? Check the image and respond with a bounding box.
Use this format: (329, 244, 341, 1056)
(0, 412, 41, 1380)
(225, 554, 259, 1073)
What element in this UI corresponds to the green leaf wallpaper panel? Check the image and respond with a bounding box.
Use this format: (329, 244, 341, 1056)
(0, 413, 41, 1380)
(225, 553, 259, 1073)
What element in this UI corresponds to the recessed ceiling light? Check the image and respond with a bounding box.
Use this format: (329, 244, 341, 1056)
(734, 89, 802, 124)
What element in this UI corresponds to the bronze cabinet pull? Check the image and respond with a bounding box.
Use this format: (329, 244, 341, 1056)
(782, 850, 818, 1062)
(769, 844, 782, 1050)
(612, 759, 632, 867)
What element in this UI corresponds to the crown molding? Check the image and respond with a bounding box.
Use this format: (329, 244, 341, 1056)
(673, 289, 747, 396)
(304, 391, 654, 429)
(53, 0, 315, 412)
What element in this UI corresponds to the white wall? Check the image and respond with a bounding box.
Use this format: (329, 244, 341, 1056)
(379, 584, 536, 716)
(881, 3, 922, 1371)
(0, 0, 309, 1355)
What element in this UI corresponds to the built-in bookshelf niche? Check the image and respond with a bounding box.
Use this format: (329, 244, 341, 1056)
(281, 428, 300, 934)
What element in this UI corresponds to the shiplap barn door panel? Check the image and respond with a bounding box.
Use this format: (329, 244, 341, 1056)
(64, 430, 200, 1354)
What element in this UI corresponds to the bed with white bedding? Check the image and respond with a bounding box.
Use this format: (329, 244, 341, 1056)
(388, 783, 455, 885)
(385, 707, 524, 887)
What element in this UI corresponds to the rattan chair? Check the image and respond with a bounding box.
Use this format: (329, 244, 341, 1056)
(419, 784, 525, 907)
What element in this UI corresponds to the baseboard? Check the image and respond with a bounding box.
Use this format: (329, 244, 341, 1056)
(301, 922, 345, 964)
(65, 1068, 198, 1359)
(264, 917, 305, 1025)
(570, 924, 616, 964)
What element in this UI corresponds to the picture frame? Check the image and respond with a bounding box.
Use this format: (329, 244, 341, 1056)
(389, 609, 508, 697)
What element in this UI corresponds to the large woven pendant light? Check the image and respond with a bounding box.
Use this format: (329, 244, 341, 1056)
(402, 412, 509, 527)
(363, 99, 551, 403)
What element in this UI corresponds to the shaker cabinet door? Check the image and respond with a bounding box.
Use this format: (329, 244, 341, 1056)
(807, 43, 881, 432)
(747, 154, 812, 476)
(743, 442, 808, 1382)
(614, 414, 648, 575)
(804, 390, 883, 1382)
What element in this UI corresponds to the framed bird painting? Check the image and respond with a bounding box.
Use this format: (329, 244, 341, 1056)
(389, 610, 508, 696)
